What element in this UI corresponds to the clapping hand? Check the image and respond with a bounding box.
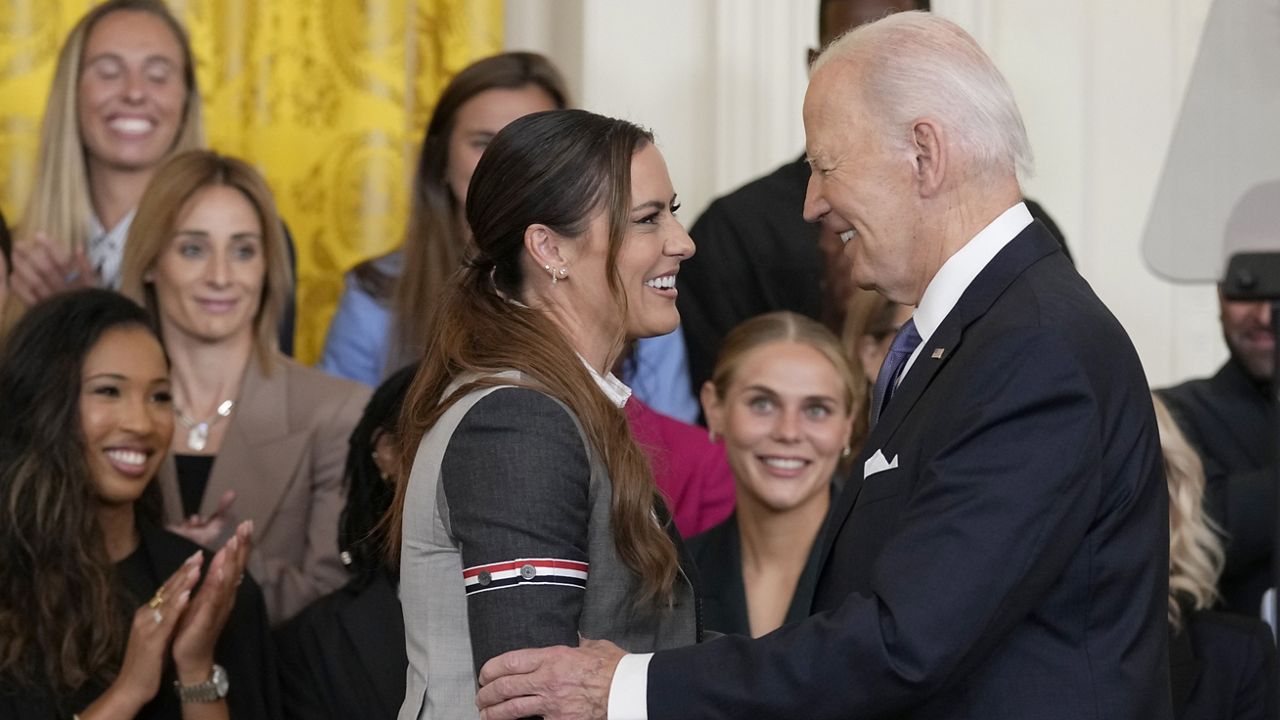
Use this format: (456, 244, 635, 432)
(10, 233, 98, 305)
(77, 523, 253, 719)
(172, 520, 253, 684)
(82, 550, 203, 718)
(167, 490, 237, 549)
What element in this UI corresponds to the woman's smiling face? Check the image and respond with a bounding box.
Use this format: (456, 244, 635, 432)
(704, 340, 854, 514)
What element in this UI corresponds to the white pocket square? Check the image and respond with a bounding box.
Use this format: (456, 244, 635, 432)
(863, 449, 899, 479)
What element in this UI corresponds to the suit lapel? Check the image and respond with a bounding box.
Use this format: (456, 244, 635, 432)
(158, 454, 184, 524)
(815, 222, 1064, 576)
(202, 358, 309, 534)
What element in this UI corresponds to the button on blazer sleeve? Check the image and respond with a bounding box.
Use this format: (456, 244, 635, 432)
(440, 388, 592, 676)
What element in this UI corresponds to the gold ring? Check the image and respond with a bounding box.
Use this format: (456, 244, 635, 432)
(147, 591, 165, 609)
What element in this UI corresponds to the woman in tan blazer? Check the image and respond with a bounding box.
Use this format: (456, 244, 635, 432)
(121, 150, 369, 624)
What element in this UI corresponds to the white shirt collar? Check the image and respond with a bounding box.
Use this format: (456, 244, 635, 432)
(580, 356, 632, 408)
(911, 202, 1033, 344)
(894, 202, 1032, 385)
(87, 209, 136, 290)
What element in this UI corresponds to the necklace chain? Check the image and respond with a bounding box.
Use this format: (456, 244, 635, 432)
(174, 399, 235, 452)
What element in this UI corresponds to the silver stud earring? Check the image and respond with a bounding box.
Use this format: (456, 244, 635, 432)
(842, 444, 852, 458)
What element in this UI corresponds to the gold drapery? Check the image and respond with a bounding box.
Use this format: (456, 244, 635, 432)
(0, 0, 503, 362)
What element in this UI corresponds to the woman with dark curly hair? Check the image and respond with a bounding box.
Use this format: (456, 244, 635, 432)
(0, 289, 276, 719)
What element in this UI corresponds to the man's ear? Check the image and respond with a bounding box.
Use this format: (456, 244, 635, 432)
(910, 118, 946, 197)
(523, 224, 567, 273)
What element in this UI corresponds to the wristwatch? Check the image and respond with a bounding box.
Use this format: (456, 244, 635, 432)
(174, 664, 229, 703)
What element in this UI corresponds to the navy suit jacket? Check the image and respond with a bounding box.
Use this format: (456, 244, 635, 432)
(646, 222, 1171, 719)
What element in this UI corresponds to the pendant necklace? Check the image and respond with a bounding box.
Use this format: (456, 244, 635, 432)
(175, 399, 235, 452)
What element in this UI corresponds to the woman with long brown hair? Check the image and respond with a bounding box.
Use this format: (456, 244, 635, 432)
(389, 109, 700, 718)
(0, 289, 273, 719)
(318, 52, 568, 386)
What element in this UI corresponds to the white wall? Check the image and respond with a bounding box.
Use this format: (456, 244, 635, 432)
(506, 0, 1227, 387)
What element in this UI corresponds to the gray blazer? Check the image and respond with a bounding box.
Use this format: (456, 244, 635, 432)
(398, 377, 698, 720)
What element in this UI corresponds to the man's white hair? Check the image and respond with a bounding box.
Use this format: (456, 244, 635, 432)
(813, 11, 1033, 180)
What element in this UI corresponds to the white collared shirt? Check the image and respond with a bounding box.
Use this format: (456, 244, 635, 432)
(580, 356, 632, 409)
(898, 202, 1033, 383)
(87, 209, 136, 290)
(604, 202, 1034, 720)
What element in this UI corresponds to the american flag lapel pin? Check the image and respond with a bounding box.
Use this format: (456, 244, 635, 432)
(931, 348, 945, 359)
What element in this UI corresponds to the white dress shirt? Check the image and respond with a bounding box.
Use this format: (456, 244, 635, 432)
(87, 209, 135, 290)
(604, 201, 1034, 719)
(581, 356, 633, 409)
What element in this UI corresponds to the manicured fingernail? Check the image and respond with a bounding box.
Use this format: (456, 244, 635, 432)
(187, 566, 200, 581)
(179, 590, 191, 603)
(227, 536, 238, 551)
(186, 550, 202, 564)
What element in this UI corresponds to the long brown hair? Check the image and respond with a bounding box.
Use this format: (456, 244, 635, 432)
(385, 109, 678, 604)
(118, 150, 293, 371)
(373, 52, 568, 372)
(0, 289, 164, 699)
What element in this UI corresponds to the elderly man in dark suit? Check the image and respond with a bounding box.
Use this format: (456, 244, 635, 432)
(475, 11, 1170, 719)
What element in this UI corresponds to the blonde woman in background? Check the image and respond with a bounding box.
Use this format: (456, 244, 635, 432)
(7, 0, 202, 321)
(1155, 394, 1276, 720)
(121, 150, 369, 624)
(690, 311, 857, 637)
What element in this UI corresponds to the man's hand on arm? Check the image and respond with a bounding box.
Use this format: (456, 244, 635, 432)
(476, 639, 625, 720)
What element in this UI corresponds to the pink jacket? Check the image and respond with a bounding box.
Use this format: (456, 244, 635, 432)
(626, 398, 735, 538)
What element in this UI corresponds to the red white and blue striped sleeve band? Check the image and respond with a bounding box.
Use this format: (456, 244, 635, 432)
(462, 558, 589, 596)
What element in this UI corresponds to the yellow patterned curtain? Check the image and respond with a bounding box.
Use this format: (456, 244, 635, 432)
(0, 0, 503, 362)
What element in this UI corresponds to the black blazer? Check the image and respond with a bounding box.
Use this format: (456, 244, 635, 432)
(274, 573, 406, 720)
(1160, 359, 1276, 614)
(645, 222, 1171, 719)
(1172, 610, 1277, 720)
(686, 513, 822, 637)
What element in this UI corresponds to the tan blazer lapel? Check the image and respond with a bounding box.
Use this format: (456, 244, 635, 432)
(157, 453, 184, 524)
(203, 358, 309, 535)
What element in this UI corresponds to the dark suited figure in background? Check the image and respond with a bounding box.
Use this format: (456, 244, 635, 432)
(1160, 179, 1280, 617)
(1153, 395, 1277, 720)
(274, 366, 416, 720)
(475, 12, 1168, 720)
